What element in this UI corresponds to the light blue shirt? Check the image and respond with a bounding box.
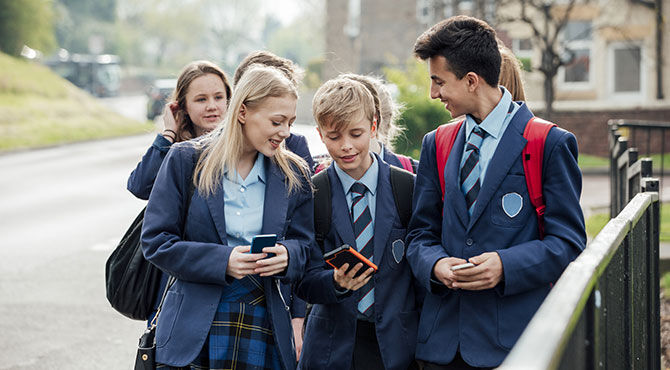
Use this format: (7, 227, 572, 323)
(333, 153, 379, 223)
(223, 154, 266, 247)
(463, 86, 519, 186)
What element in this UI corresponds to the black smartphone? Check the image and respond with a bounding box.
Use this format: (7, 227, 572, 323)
(250, 234, 277, 258)
(323, 244, 377, 278)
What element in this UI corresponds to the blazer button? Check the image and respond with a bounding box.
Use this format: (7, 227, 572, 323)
(465, 238, 474, 246)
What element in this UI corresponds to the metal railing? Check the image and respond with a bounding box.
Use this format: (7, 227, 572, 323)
(609, 119, 669, 211)
(498, 126, 661, 369)
(498, 190, 659, 370)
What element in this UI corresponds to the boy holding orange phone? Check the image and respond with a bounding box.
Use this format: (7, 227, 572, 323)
(296, 76, 420, 370)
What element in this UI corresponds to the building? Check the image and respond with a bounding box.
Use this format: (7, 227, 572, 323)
(324, 0, 670, 156)
(498, 0, 670, 156)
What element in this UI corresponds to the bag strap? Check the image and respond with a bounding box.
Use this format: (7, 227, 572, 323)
(435, 120, 465, 201)
(312, 170, 331, 253)
(522, 117, 556, 239)
(389, 166, 415, 228)
(396, 154, 415, 174)
(149, 275, 176, 328)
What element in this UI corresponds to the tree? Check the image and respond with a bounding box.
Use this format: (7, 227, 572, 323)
(385, 60, 452, 158)
(496, 0, 581, 120)
(0, 0, 57, 56)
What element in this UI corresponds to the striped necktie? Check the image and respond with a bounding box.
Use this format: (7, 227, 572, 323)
(350, 182, 374, 317)
(460, 125, 486, 215)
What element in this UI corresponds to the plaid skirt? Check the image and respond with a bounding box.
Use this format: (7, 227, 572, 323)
(157, 276, 282, 370)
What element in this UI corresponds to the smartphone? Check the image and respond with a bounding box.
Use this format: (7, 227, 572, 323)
(323, 245, 378, 278)
(451, 262, 475, 271)
(250, 234, 277, 258)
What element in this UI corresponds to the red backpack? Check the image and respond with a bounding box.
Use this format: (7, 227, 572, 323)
(435, 117, 556, 239)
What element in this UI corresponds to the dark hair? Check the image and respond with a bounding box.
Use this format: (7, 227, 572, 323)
(172, 60, 232, 142)
(233, 51, 304, 87)
(414, 15, 501, 87)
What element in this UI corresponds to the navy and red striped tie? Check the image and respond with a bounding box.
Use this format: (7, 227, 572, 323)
(350, 182, 374, 316)
(460, 125, 486, 215)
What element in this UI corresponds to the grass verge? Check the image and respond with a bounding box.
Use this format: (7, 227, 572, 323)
(0, 53, 153, 152)
(586, 203, 670, 242)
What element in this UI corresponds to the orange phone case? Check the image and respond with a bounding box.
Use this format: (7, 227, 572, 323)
(324, 245, 378, 277)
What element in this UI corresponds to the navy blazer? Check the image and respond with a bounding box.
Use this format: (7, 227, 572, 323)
(141, 141, 315, 369)
(405, 103, 586, 367)
(297, 156, 420, 370)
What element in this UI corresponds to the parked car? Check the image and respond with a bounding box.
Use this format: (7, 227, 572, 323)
(45, 53, 122, 97)
(146, 79, 177, 120)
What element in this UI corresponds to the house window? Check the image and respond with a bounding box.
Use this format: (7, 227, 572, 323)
(613, 45, 641, 92)
(559, 20, 593, 88)
(608, 42, 644, 99)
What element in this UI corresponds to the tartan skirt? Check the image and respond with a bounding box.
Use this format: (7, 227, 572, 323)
(157, 276, 282, 370)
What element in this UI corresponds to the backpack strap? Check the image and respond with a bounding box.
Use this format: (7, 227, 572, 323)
(312, 170, 331, 252)
(389, 166, 415, 228)
(435, 120, 465, 200)
(522, 117, 556, 240)
(396, 154, 415, 174)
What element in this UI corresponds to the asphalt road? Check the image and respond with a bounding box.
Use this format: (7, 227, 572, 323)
(0, 135, 153, 369)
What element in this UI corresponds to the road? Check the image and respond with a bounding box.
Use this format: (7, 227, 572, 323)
(0, 135, 153, 369)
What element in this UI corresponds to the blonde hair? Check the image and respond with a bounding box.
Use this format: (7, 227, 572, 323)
(172, 61, 232, 142)
(194, 65, 309, 196)
(340, 74, 404, 150)
(312, 77, 376, 133)
(498, 45, 526, 101)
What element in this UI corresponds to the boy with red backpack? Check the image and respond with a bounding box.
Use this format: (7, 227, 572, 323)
(406, 16, 586, 369)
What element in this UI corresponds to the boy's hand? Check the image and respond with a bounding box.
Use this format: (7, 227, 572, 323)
(432, 257, 468, 289)
(254, 244, 289, 276)
(452, 252, 504, 290)
(333, 263, 374, 290)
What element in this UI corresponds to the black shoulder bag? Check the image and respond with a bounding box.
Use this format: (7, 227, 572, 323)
(105, 151, 198, 320)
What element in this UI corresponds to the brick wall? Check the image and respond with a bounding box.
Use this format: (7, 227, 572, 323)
(535, 108, 670, 157)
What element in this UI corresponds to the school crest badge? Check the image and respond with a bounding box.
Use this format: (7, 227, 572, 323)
(502, 192, 523, 218)
(392, 239, 405, 264)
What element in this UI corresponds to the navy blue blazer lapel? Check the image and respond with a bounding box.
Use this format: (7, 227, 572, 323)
(327, 166, 357, 248)
(261, 157, 289, 235)
(373, 160, 394, 265)
(468, 104, 534, 229)
(205, 183, 228, 244)
(444, 124, 469, 228)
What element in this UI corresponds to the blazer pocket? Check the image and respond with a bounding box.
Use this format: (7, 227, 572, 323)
(490, 174, 532, 228)
(417, 296, 441, 343)
(496, 295, 537, 350)
(302, 312, 334, 368)
(397, 310, 419, 354)
(155, 291, 183, 348)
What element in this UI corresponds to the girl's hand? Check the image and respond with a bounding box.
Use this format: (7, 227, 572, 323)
(253, 244, 289, 277)
(333, 263, 374, 290)
(161, 101, 179, 141)
(227, 245, 266, 279)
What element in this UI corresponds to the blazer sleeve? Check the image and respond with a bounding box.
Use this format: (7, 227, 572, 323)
(140, 144, 232, 285)
(276, 175, 315, 283)
(496, 128, 587, 296)
(405, 131, 451, 294)
(127, 134, 172, 200)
